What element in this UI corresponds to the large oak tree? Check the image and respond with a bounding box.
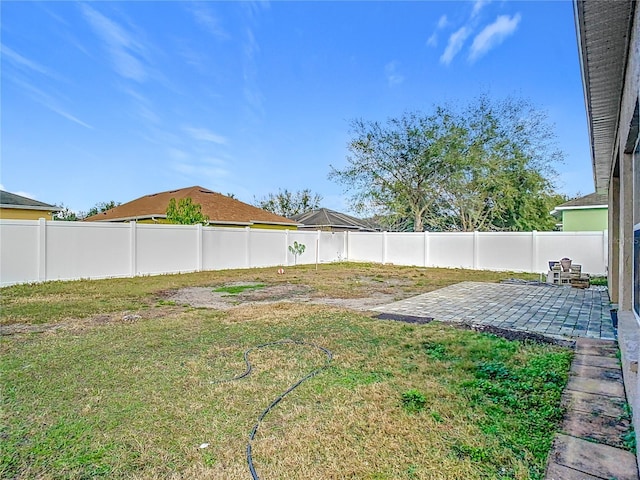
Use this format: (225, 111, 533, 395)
(330, 95, 565, 232)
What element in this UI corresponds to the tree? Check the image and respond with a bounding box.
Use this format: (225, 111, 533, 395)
(254, 188, 322, 218)
(166, 197, 209, 225)
(53, 204, 79, 221)
(84, 200, 120, 218)
(439, 95, 564, 231)
(329, 110, 459, 232)
(330, 95, 565, 232)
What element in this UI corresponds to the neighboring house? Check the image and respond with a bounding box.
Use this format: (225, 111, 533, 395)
(84, 186, 299, 229)
(550, 192, 608, 231)
(0, 190, 61, 220)
(575, 0, 639, 465)
(290, 208, 380, 232)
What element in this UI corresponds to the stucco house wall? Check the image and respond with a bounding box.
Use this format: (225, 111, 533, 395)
(561, 208, 608, 231)
(0, 207, 56, 221)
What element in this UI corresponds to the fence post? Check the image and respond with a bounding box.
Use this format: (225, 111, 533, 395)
(37, 218, 46, 282)
(423, 231, 429, 267)
(346, 231, 350, 261)
(531, 230, 538, 273)
(245, 226, 251, 268)
(473, 231, 479, 270)
(603, 230, 608, 274)
(130, 221, 137, 277)
(284, 229, 288, 266)
(317, 230, 321, 266)
(382, 231, 388, 264)
(196, 224, 203, 272)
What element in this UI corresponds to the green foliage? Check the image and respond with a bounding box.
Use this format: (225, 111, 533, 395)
(401, 389, 427, 413)
(288, 241, 306, 265)
(422, 341, 447, 360)
(590, 276, 608, 286)
(84, 200, 121, 219)
(54, 200, 121, 221)
(53, 204, 79, 221)
(330, 94, 565, 232)
(166, 197, 209, 225)
(254, 188, 322, 218)
(212, 284, 265, 295)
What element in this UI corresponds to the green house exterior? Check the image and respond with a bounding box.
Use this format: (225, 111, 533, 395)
(560, 208, 608, 232)
(551, 192, 608, 232)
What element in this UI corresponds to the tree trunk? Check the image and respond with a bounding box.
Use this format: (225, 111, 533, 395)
(414, 211, 423, 232)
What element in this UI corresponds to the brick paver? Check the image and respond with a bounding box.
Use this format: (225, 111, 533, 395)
(372, 281, 614, 340)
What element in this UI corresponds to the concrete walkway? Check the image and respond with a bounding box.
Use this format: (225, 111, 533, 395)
(372, 281, 637, 480)
(546, 337, 637, 480)
(372, 281, 614, 340)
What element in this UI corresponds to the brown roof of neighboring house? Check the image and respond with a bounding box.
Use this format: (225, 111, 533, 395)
(84, 186, 298, 226)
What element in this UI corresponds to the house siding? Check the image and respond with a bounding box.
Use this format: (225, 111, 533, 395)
(561, 208, 608, 231)
(0, 207, 54, 221)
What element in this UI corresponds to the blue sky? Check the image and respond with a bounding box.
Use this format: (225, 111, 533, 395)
(1, 1, 592, 215)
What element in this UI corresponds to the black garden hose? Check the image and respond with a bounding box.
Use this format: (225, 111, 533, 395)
(212, 339, 333, 479)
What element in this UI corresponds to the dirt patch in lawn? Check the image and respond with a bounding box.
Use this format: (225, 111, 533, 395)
(162, 281, 397, 311)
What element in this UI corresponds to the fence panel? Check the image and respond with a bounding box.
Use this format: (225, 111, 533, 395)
(477, 232, 534, 272)
(0, 220, 40, 285)
(46, 222, 131, 281)
(319, 231, 347, 263)
(203, 227, 248, 270)
(535, 232, 606, 274)
(249, 229, 289, 268)
(0, 219, 609, 286)
(136, 224, 199, 275)
(428, 233, 475, 269)
(386, 233, 426, 266)
(348, 232, 384, 262)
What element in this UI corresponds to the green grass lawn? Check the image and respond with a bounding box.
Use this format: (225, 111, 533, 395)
(1, 264, 567, 479)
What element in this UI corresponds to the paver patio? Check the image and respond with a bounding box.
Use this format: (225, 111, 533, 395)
(372, 281, 614, 340)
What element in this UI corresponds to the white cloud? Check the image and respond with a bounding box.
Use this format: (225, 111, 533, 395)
(7, 76, 93, 129)
(188, 3, 229, 40)
(183, 127, 227, 145)
(81, 4, 148, 82)
(472, 0, 491, 18)
(469, 13, 521, 62)
(168, 148, 189, 161)
(0, 185, 36, 199)
(384, 61, 404, 86)
(172, 162, 229, 179)
(0, 44, 58, 78)
(427, 15, 449, 48)
(440, 26, 471, 65)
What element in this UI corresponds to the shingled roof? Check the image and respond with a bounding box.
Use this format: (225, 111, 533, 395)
(0, 190, 60, 212)
(84, 186, 298, 226)
(290, 208, 379, 231)
(554, 192, 608, 210)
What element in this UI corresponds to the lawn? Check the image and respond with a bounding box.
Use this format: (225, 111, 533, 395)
(1, 264, 570, 479)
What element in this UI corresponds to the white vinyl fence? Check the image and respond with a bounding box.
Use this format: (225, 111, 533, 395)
(0, 219, 607, 286)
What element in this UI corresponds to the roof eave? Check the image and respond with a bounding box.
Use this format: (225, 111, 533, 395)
(574, 0, 636, 193)
(0, 203, 61, 212)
